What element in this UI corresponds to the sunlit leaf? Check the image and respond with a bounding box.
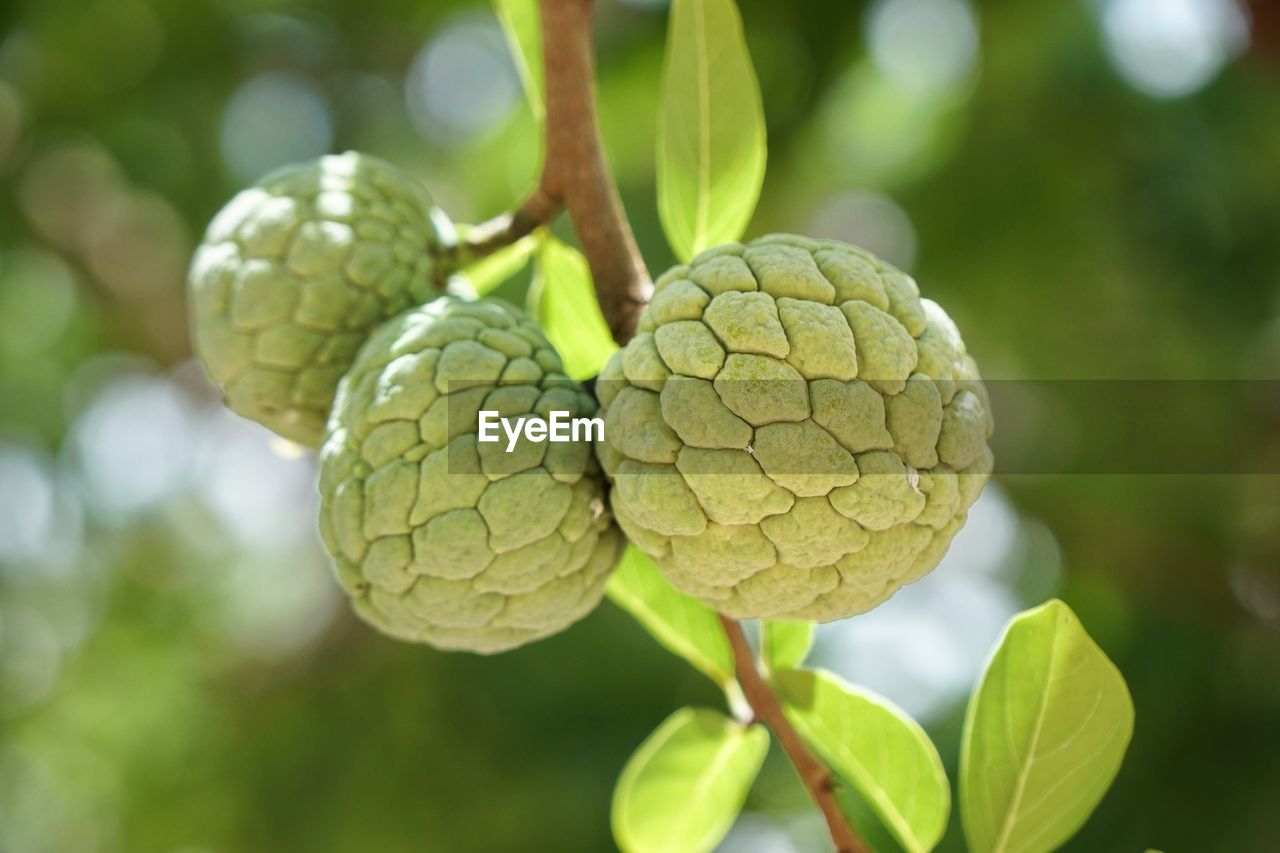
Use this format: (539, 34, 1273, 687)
(656, 0, 766, 261)
(493, 0, 543, 121)
(606, 546, 734, 689)
(761, 620, 814, 671)
(612, 707, 768, 853)
(774, 668, 949, 853)
(961, 599, 1134, 853)
(528, 235, 617, 379)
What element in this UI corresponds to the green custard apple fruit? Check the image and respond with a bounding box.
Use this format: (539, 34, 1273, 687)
(595, 234, 993, 621)
(189, 151, 456, 447)
(318, 297, 624, 653)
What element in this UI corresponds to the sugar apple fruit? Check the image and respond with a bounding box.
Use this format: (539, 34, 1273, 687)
(189, 152, 456, 447)
(595, 234, 993, 621)
(318, 296, 624, 653)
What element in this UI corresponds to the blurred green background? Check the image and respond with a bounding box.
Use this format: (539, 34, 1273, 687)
(1, 0, 1279, 850)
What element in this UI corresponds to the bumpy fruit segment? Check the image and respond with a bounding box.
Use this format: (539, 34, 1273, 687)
(319, 297, 623, 653)
(596, 234, 993, 621)
(189, 152, 455, 447)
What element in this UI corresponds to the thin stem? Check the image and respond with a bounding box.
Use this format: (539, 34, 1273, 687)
(455, 187, 560, 265)
(537, 0, 651, 344)
(719, 616, 869, 853)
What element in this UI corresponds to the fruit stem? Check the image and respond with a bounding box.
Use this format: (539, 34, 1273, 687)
(719, 615, 869, 853)
(537, 0, 652, 344)
(453, 187, 561, 267)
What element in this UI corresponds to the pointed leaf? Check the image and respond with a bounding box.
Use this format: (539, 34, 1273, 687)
(606, 546, 734, 689)
(528, 236, 618, 379)
(774, 668, 949, 853)
(493, 0, 543, 121)
(762, 620, 815, 671)
(613, 707, 769, 853)
(657, 0, 766, 261)
(961, 599, 1135, 853)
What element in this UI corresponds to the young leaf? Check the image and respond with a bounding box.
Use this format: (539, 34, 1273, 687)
(493, 0, 543, 121)
(773, 668, 950, 853)
(761, 620, 815, 671)
(656, 0, 766, 261)
(457, 232, 538, 296)
(612, 707, 769, 853)
(528, 235, 618, 379)
(606, 547, 735, 689)
(960, 599, 1135, 853)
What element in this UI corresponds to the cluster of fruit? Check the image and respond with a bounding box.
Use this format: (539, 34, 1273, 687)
(189, 152, 992, 653)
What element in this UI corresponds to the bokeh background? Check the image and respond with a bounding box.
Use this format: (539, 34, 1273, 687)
(1, 0, 1279, 850)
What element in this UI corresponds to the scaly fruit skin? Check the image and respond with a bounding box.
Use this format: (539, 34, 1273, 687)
(595, 234, 993, 621)
(189, 152, 455, 447)
(318, 297, 623, 653)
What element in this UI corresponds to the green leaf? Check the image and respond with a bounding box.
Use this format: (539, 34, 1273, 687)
(960, 599, 1135, 853)
(457, 232, 537, 296)
(832, 785, 912, 853)
(656, 0, 766, 261)
(606, 546, 735, 689)
(774, 668, 949, 853)
(528, 235, 618, 379)
(761, 620, 815, 671)
(612, 707, 768, 853)
(493, 0, 543, 121)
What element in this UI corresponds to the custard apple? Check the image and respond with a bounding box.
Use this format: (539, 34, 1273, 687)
(318, 297, 624, 653)
(189, 152, 456, 447)
(595, 234, 993, 621)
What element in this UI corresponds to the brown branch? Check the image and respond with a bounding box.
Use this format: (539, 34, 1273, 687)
(457, 187, 560, 264)
(720, 616, 869, 853)
(453, 0, 651, 342)
(537, 0, 652, 345)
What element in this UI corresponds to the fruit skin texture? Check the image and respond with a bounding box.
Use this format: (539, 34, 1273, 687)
(189, 152, 455, 447)
(318, 297, 624, 653)
(595, 234, 993, 621)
